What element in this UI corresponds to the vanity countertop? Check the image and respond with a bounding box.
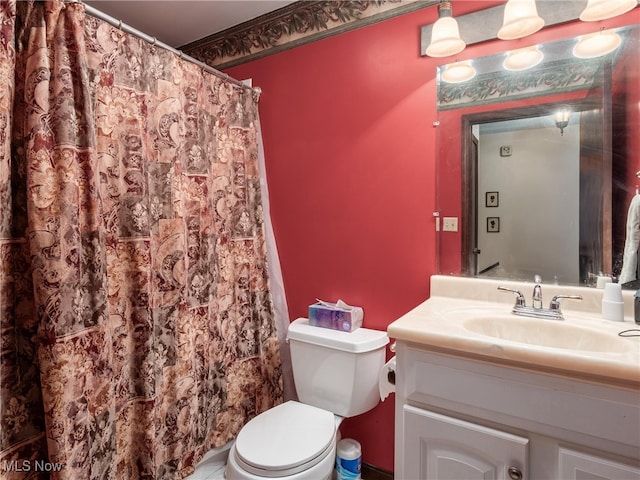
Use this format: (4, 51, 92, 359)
(387, 275, 640, 388)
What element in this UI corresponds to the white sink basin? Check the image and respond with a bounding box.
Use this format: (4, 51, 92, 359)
(463, 315, 631, 353)
(387, 276, 640, 385)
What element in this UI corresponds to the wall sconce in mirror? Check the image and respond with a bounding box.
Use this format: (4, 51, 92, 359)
(573, 28, 622, 58)
(441, 60, 477, 83)
(425, 1, 466, 57)
(554, 109, 572, 136)
(498, 0, 545, 40)
(580, 0, 638, 21)
(503, 45, 544, 71)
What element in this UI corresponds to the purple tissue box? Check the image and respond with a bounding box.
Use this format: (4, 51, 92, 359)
(308, 301, 364, 332)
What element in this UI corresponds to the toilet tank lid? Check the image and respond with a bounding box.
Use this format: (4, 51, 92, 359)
(287, 318, 389, 353)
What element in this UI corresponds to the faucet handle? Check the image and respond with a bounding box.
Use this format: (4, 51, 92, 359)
(549, 294, 583, 311)
(498, 286, 526, 307)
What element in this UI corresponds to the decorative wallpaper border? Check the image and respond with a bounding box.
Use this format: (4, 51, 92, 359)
(181, 0, 435, 70)
(437, 58, 607, 111)
(435, 21, 635, 111)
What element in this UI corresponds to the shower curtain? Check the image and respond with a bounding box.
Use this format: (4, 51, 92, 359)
(0, 1, 284, 478)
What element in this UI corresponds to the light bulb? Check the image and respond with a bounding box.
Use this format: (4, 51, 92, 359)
(573, 30, 622, 58)
(426, 2, 466, 58)
(498, 0, 545, 40)
(580, 0, 637, 21)
(503, 46, 544, 71)
(441, 61, 477, 83)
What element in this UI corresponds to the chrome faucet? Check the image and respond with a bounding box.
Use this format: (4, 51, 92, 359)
(498, 276, 582, 320)
(532, 275, 543, 309)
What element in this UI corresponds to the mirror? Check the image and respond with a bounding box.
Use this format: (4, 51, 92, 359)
(436, 22, 639, 288)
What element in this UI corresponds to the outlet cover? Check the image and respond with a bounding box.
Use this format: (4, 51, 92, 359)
(443, 217, 458, 232)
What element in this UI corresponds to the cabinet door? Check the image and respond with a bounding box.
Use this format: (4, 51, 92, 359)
(559, 447, 640, 479)
(403, 405, 528, 480)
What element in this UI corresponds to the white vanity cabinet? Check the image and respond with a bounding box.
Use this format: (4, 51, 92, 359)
(558, 447, 640, 479)
(403, 405, 528, 479)
(393, 343, 640, 480)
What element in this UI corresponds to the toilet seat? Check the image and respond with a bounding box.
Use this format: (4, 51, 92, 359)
(232, 401, 336, 477)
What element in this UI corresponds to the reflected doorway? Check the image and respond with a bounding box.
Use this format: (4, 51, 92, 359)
(461, 98, 613, 285)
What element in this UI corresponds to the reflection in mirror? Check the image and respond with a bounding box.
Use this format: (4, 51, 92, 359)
(436, 22, 639, 289)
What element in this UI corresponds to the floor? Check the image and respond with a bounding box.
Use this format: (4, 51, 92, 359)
(185, 445, 231, 480)
(362, 463, 394, 480)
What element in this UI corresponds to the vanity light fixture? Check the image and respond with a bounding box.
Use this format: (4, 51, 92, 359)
(503, 45, 544, 71)
(554, 109, 572, 136)
(421, 0, 638, 60)
(441, 60, 477, 83)
(497, 0, 545, 40)
(579, 0, 637, 21)
(573, 28, 622, 58)
(425, 1, 466, 57)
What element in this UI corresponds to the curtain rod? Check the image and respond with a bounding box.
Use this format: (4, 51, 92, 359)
(74, 1, 256, 93)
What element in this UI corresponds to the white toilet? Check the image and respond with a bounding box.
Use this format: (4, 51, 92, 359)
(225, 317, 389, 479)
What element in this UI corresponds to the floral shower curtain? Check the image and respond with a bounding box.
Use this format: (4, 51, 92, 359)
(0, 1, 283, 478)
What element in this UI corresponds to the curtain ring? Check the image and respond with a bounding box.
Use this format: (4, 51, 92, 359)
(150, 37, 157, 52)
(252, 86, 262, 103)
(116, 20, 124, 39)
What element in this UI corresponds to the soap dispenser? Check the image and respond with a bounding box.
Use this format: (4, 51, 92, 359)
(601, 283, 624, 322)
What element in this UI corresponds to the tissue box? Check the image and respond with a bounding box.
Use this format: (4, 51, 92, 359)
(308, 300, 364, 332)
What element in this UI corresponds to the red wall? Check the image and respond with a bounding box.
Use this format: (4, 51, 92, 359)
(225, 4, 639, 472)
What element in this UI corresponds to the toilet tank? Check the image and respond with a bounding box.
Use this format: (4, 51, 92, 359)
(287, 318, 389, 418)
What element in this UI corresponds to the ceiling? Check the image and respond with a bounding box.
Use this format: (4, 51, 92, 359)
(83, 1, 297, 48)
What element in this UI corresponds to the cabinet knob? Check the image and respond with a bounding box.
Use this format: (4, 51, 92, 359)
(508, 466, 523, 480)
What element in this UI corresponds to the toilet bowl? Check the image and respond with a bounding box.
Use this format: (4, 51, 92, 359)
(225, 402, 339, 479)
(225, 318, 389, 479)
